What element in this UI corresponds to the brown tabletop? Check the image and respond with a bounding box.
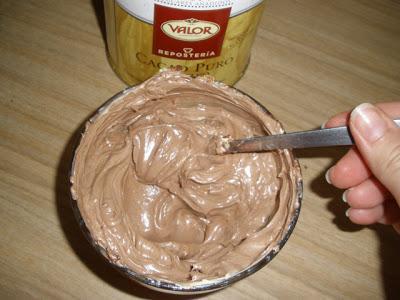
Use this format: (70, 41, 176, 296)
(1, 0, 399, 298)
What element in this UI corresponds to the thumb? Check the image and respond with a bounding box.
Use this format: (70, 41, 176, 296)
(349, 103, 400, 204)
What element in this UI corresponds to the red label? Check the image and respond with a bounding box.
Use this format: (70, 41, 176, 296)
(153, 5, 231, 60)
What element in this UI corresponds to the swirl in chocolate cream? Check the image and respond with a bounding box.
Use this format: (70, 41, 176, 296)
(71, 71, 301, 283)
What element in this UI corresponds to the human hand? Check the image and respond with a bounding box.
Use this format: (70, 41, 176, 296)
(324, 102, 400, 233)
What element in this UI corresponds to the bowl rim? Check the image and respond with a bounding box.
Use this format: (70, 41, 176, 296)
(69, 84, 303, 294)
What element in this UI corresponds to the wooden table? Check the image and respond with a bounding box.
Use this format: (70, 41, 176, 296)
(1, 0, 399, 298)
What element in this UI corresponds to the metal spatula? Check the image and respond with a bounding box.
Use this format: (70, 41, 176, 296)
(221, 119, 400, 154)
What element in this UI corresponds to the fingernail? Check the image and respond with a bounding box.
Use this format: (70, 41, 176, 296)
(321, 121, 327, 129)
(342, 190, 348, 203)
(345, 208, 350, 218)
(325, 168, 332, 184)
(351, 103, 388, 143)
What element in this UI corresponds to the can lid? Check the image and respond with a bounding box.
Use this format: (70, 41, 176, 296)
(116, 0, 264, 23)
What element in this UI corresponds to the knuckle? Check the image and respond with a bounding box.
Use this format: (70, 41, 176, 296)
(381, 142, 400, 176)
(373, 136, 400, 200)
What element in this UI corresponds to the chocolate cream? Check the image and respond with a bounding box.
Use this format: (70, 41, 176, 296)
(70, 71, 301, 283)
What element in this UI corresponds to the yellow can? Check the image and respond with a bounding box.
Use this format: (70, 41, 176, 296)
(104, 0, 266, 85)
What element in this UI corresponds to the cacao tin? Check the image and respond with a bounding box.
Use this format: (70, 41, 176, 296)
(104, 0, 266, 85)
